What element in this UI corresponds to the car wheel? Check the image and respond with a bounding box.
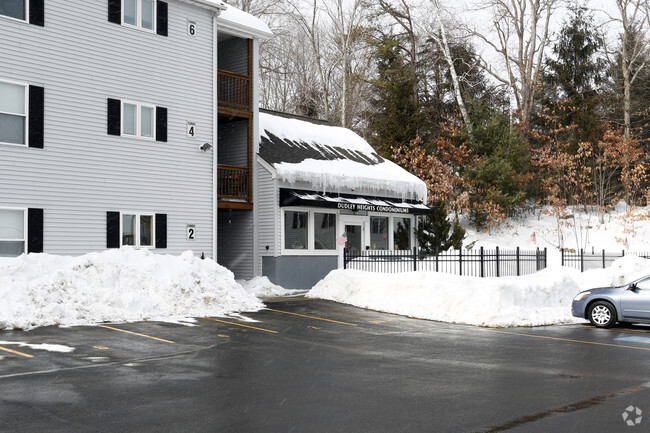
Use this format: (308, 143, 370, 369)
(587, 301, 617, 328)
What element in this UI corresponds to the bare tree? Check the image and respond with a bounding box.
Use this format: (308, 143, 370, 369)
(323, 0, 366, 127)
(471, 0, 556, 126)
(609, 0, 650, 138)
(424, 0, 472, 135)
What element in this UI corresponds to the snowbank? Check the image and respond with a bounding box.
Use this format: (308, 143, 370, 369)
(239, 276, 303, 298)
(307, 255, 650, 327)
(0, 248, 264, 330)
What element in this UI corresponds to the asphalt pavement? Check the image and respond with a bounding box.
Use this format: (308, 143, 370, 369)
(1, 297, 650, 433)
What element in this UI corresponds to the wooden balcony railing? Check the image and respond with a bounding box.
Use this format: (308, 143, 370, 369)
(218, 165, 250, 201)
(218, 70, 251, 111)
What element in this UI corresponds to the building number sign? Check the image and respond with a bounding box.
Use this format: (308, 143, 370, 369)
(186, 122, 196, 138)
(187, 224, 196, 241)
(187, 20, 197, 36)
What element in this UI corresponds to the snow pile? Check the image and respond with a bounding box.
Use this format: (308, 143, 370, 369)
(0, 248, 264, 330)
(239, 276, 303, 298)
(307, 255, 650, 327)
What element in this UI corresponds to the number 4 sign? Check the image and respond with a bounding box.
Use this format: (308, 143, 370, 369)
(186, 122, 196, 138)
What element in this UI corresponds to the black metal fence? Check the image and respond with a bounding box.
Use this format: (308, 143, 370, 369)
(343, 247, 547, 277)
(561, 249, 650, 271)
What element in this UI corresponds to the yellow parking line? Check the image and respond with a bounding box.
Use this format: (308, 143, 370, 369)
(481, 328, 650, 351)
(210, 318, 278, 334)
(0, 345, 33, 358)
(267, 309, 357, 326)
(98, 325, 175, 343)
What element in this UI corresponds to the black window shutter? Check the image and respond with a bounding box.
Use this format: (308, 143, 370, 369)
(107, 211, 121, 248)
(27, 208, 44, 253)
(155, 106, 167, 142)
(156, 1, 168, 36)
(107, 98, 121, 136)
(108, 0, 121, 24)
(28, 85, 44, 149)
(29, 0, 45, 26)
(155, 214, 167, 248)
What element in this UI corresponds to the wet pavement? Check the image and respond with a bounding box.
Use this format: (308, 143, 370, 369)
(1, 297, 650, 432)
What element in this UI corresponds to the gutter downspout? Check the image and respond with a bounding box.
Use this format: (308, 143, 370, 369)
(212, 12, 219, 260)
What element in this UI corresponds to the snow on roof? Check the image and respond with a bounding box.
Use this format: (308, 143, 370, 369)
(259, 112, 427, 202)
(180, 0, 227, 11)
(218, 4, 273, 39)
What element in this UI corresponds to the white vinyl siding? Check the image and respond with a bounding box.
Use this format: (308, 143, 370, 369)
(0, 0, 216, 255)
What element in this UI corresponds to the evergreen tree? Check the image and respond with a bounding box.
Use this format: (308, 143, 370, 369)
(541, 4, 607, 145)
(464, 99, 531, 227)
(416, 201, 465, 255)
(368, 35, 422, 157)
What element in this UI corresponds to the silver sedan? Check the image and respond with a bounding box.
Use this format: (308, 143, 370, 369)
(572, 276, 650, 328)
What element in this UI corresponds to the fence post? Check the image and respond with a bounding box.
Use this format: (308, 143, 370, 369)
(561, 248, 564, 267)
(602, 249, 605, 269)
(544, 248, 547, 269)
(496, 246, 500, 277)
(343, 247, 347, 270)
(413, 246, 417, 272)
(480, 246, 484, 277)
(580, 249, 584, 273)
(536, 247, 540, 271)
(516, 246, 520, 276)
(459, 248, 463, 276)
(435, 252, 439, 272)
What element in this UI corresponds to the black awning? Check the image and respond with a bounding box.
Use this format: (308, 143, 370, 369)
(279, 188, 433, 215)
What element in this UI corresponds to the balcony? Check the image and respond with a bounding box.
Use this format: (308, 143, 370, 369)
(218, 70, 251, 116)
(218, 164, 252, 209)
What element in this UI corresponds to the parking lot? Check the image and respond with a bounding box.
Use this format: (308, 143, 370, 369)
(1, 297, 650, 432)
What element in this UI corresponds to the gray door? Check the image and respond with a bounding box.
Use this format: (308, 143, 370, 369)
(621, 277, 650, 319)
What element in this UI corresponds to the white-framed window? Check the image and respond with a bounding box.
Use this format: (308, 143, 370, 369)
(0, 0, 27, 21)
(0, 80, 27, 146)
(0, 208, 26, 257)
(282, 209, 338, 255)
(121, 212, 154, 247)
(121, 101, 155, 140)
(122, 0, 156, 32)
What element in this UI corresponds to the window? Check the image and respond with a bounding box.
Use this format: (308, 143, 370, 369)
(0, 81, 44, 148)
(0, 0, 44, 25)
(107, 211, 166, 249)
(284, 211, 308, 250)
(122, 101, 155, 139)
(0, 209, 25, 257)
(370, 216, 388, 250)
(0, 81, 26, 145)
(314, 212, 336, 250)
(108, 0, 167, 36)
(393, 217, 411, 250)
(107, 99, 166, 142)
(0, 0, 26, 21)
(123, 0, 155, 31)
(121, 213, 154, 247)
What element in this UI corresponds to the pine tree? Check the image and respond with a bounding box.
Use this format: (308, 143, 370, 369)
(416, 201, 465, 255)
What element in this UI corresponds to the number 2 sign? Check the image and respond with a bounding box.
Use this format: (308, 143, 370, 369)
(187, 224, 196, 240)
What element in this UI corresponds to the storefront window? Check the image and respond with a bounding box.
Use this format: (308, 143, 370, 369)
(314, 212, 336, 250)
(370, 216, 388, 250)
(284, 211, 308, 249)
(393, 217, 411, 250)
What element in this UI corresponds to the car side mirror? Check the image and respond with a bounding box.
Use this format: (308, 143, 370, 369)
(628, 284, 638, 291)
